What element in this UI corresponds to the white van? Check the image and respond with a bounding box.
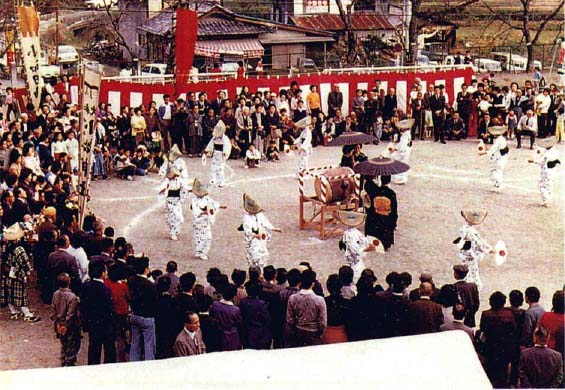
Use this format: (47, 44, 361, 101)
(472, 58, 502, 73)
(491, 52, 542, 71)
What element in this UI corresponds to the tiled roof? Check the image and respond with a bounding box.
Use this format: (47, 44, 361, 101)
(138, 11, 270, 37)
(293, 14, 394, 31)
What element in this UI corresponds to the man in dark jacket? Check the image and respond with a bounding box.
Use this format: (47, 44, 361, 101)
(453, 265, 480, 327)
(405, 282, 444, 335)
(240, 281, 272, 349)
(47, 234, 81, 300)
(518, 326, 563, 388)
(197, 294, 223, 353)
(327, 84, 344, 118)
(128, 256, 158, 361)
(80, 261, 116, 365)
(429, 85, 446, 143)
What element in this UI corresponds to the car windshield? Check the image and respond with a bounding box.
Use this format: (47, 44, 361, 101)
(59, 47, 75, 53)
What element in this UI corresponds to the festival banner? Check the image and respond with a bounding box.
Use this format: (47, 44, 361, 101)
(17, 4, 44, 110)
(77, 63, 102, 227)
(175, 8, 198, 94)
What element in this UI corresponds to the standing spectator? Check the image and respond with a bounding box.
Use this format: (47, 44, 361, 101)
(187, 105, 203, 156)
(408, 271, 440, 302)
(130, 107, 147, 148)
(537, 290, 564, 357)
(50, 273, 81, 366)
(508, 289, 527, 387)
(128, 257, 158, 361)
(104, 265, 130, 363)
(158, 95, 175, 152)
(210, 283, 243, 351)
(239, 281, 272, 350)
(173, 312, 206, 357)
(405, 282, 444, 335)
(429, 85, 446, 143)
(440, 303, 474, 342)
(518, 326, 563, 388)
(278, 268, 301, 347)
(174, 272, 199, 334)
(456, 83, 472, 130)
(327, 84, 343, 118)
(348, 275, 381, 341)
(338, 265, 356, 300)
(377, 272, 409, 338)
(382, 88, 397, 121)
(163, 260, 180, 297)
(172, 100, 189, 154)
(453, 264, 480, 328)
(323, 274, 350, 344)
(286, 269, 327, 347)
(197, 294, 222, 353)
(535, 88, 551, 138)
(521, 286, 545, 348)
(155, 275, 177, 359)
(47, 234, 80, 300)
(479, 291, 517, 388)
(437, 284, 458, 325)
(306, 85, 321, 118)
(67, 232, 89, 282)
(2, 223, 40, 322)
(81, 262, 116, 365)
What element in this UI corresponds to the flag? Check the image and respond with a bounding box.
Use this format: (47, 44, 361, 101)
(18, 4, 44, 109)
(175, 8, 198, 94)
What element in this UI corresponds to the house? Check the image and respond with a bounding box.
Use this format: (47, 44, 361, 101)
(136, 5, 335, 70)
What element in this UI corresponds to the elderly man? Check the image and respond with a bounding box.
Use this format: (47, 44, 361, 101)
(286, 269, 327, 347)
(405, 282, 444, 335)
(327, 84, 343, 118)
(518, 326, 563, 388)
(517, 109, 537, 149)
(173, 312, 206, 357)
(409, 271, 440, 302)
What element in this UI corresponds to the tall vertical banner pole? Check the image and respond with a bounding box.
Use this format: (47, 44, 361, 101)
(17, 2, 44, 110)
(77, 64, 102, 228)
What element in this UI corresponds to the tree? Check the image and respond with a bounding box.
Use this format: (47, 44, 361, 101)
(408, 0, 479, 65)
(482, 0, 564, 71)
(334, 0, 358, 57)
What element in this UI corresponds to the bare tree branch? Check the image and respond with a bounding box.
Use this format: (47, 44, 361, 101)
(530, 0, 564, 45)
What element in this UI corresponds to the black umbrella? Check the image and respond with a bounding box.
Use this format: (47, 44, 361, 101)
(353, 156, 410, 176)
(328, 131, 377, 146)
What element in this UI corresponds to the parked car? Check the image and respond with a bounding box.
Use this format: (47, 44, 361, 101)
(39, 51, 60, 79)
(140, 63, 168, 82)
(53, 45, 79, 64)
(491, 52, 542, 71)
(85, 0, 118, 8)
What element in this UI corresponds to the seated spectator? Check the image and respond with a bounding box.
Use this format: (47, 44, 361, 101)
(114, 148, 136, 181)
(244, 144, 261, 169)
(265, 140, 280, 162)
(131, 146, 150, 176)
(445, 112, 466, 140)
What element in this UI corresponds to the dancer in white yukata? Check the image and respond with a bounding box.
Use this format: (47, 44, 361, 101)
(338, 211, 382, 280)
(190, 178, 226, 261)
(240, 193, 281, 269)
(204, 121, 231, 187)
(529, 136, 561, 207)
(482, 126, 509, 192)
(453, 210, 495, 290)
(159, 167, 188, 240)
(294, 116, 313, 176)
(159, 144, 189, 185)
(389, 120, 413, 184)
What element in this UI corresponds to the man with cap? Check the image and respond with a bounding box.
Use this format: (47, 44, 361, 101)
(528, 136, 561, 207)
(481, 126, 509, 192)
(294, 116, 313, 176)
(241, 193, 281, 269)
(204, 120, 231, 187)
(159, 144, 188, 185)
(190, 178, 226, 261)
(159, 167, 189, 241)
(453, 264, 480, 327)
(388, 120, 413, 184)
(338, 211, 380, 281)
(453, 210, 495, 290)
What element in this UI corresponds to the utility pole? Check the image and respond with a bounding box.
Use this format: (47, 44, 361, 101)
(55, 0, 59, 63)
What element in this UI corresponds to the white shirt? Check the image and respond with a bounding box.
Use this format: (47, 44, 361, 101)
(518, 115, 538, 132)
(67, 246, 89, 281)
(535, 93, 551, 114)
(162, 103, 172, 120)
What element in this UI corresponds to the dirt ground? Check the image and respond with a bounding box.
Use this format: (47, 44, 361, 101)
(0, 137, 563, 371)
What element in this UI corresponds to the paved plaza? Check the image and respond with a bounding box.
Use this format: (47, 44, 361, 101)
(1, 138, 563, 370)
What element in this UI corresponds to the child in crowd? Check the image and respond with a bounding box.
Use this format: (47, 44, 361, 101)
(245, 144, 261, 168)
(50, 273, 81, 367)
(266, 140, 280, 161)
(505, 109, 517, 139)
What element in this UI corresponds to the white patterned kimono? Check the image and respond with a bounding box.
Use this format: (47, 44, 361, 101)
(341, 227, 370, 280)
(160, 176, 189, 237)
(205, 135, 231, 187)
(391, 131, 412, 184)
(159, 158, 189, 185)
(456, 223, 492, 290)
(294, 127, 313, 175)
(191, 195, 220, 259)
(243, 212, 274, 268)
(534, 146, 560, 204)
(487, 135, 508, 191)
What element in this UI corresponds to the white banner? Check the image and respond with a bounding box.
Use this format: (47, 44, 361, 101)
(18, 5, 44, 110)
